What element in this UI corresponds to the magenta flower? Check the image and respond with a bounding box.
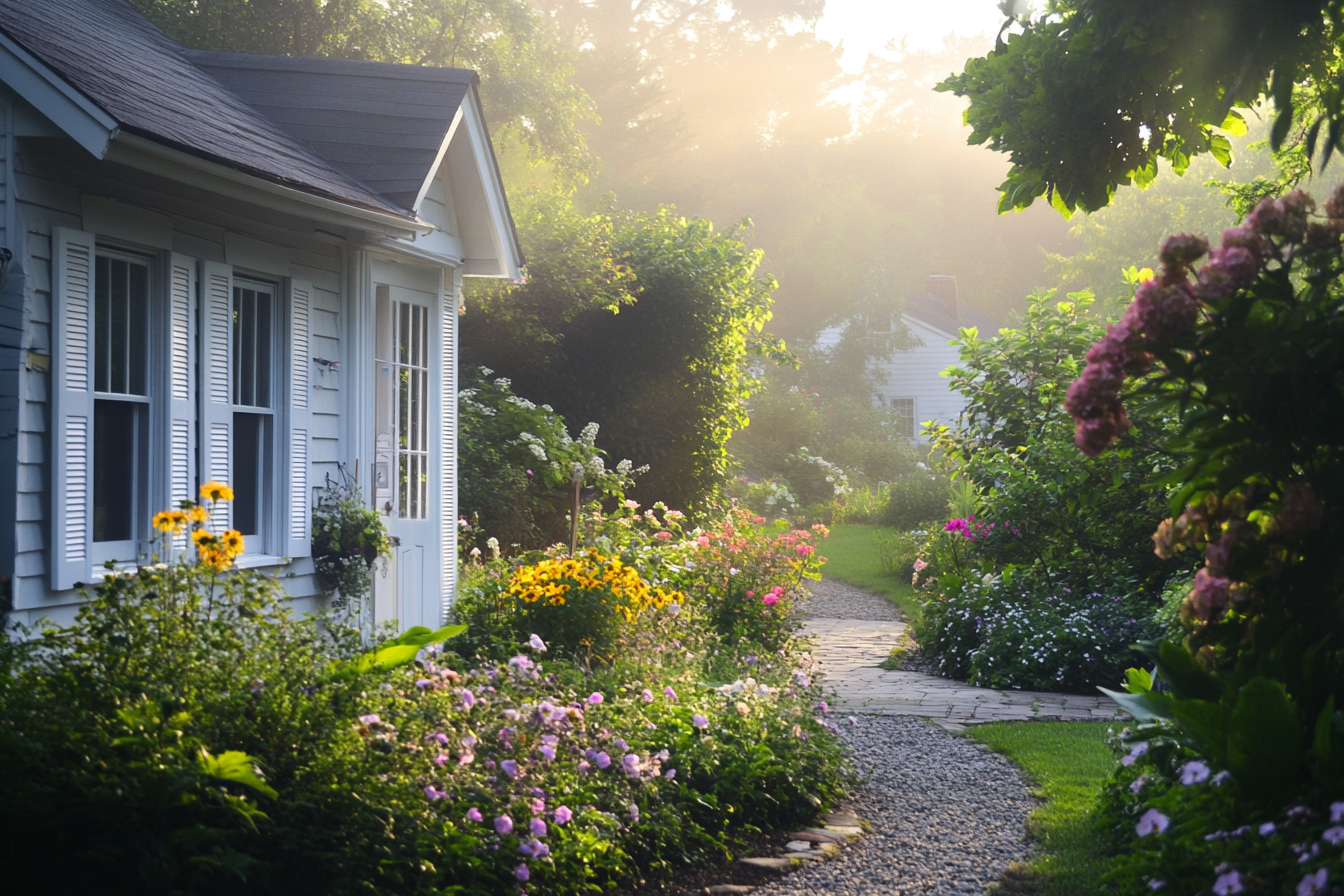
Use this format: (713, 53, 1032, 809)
(641, 688, 654, 703)
(587, 692, 604, 705)
(1136, 808, 1169, 837)
(762, 594, 780, 606)
(495, 815, 514, 835)
(796, 544, 814, 556)
(1213, 870, 1243, 895)
(530, 798, 545, 813)
(424, 785, 447, 800)
(1298, 868, 1329, 896)
(515, 863, 530, 882)
(692, 714, 708, 729)
(595, 751, 611, 769)
(944, 518, 969, 537)
(433, 753, 448, 766)
(529, 817, 547, 837)
(466, 807, 483, 823)
(554, 805, 573, 824)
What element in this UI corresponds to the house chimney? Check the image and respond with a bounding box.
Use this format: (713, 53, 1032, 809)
(927, 274, 958, 317)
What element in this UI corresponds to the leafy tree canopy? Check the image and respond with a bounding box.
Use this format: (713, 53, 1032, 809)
(938, 0, 1342, 214)
(129, 0, 596, 180)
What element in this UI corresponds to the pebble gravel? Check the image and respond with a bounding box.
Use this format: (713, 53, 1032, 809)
(803, 579, 905, 622)
(755, 714, 1036, 895)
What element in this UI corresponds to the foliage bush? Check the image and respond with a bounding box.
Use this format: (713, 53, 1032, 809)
(311, 466, 391, 608)
(873, 529, 921, 580)
(880, 467, 950, 530)
(465, 196, 785, 512)
(913, 566, 1160, 693)
(0, 497, 850, 895)
(458, 370, 643, 552)
(1072, 189, 1344, 891)
(725, 476, 799, 521)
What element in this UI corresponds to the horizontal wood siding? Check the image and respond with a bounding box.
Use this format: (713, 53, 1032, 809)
(0, 99, 14, 584)
(874, 316, 968, 438)
(7, 136, 347, 623)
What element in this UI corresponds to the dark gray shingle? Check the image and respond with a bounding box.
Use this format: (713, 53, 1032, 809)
(184, 51, 475, 211)
(0, 0, 411, 217)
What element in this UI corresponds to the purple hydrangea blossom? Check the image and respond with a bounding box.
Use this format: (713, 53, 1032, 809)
(595, 751, 612, 769)
(515, 863, 530, 882)
(501, 759, 521, 778)
(495, 815, 514, 835)
(466, 807, 483, 823)
(641, 689, 654, 703)
(554, 805, 573, 824)
(424, 785, 447, 800)
(587, 692, 604, 705)
(529, 817, 547, 838)
(538, 745, 556, 762)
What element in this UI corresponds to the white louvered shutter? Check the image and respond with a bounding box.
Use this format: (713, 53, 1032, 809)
(167, 254, 197, 551)
(440, 274, 459, 619)
(199, 261, 233, 534)
(50, 227, 96, 590)
(283, 278, 312, 559)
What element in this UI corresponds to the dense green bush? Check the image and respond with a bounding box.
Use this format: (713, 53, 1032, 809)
(458, 370, 643, 552)
(880, 467, 949, 530)
(0, 506, 848, 894)
(1076, 189, 1344, 890)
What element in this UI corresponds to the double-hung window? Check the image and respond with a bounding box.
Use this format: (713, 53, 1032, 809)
(891, 398, 916, 440)
(374, 287, 430, 520)
(91, 251, 152, 565)
(231, 279, 276, 542)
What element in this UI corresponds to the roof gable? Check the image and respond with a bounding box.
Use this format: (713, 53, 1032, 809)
(185, 51, 476, 213)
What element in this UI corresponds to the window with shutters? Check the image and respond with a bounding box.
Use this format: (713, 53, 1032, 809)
(92, 250, 152, 565)
(231, 278, 277, 544)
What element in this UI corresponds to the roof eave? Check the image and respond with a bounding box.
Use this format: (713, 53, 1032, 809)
(106, 132, 429, 240)
(0, 29, 117, 157)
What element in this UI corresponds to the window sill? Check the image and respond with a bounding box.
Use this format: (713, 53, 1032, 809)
(235, 554, 290, 570)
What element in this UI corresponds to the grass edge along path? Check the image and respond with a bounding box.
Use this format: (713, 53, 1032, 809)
(966, 721, 1117, 896)
(820, 523, 921, 622)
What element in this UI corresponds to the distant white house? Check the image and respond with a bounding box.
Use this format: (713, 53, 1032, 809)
(817, 275, 999, 440)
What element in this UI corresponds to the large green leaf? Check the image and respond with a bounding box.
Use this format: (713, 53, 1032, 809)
(1226, 677, 1302, 802)
(345, 623, 468, 675)
(198, 749, 278, 799)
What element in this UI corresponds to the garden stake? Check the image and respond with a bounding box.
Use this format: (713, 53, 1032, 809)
(570, 462, 583, 555)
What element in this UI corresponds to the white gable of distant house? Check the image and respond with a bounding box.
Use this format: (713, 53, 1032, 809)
(817, 275, 998, 441)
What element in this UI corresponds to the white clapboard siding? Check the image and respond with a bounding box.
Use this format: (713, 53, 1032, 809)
(199, 260, 233, 533)
(283, 278, 312, 558)
(49, 227, 96, 590)
(167, 254, 197, 551)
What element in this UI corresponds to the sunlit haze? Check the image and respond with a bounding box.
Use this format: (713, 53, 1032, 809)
(817, 0, 1007, 71)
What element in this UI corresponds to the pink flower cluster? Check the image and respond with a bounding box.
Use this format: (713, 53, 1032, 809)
(1065, 187, 1344, 457)
(943, 516, 1019, 541)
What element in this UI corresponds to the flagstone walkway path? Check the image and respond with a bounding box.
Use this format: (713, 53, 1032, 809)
(800, 579, 1126, 731)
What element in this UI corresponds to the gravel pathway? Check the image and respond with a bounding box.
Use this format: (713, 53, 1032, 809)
(744, 580, 1040, 895)
(755, 714, 1035, 895)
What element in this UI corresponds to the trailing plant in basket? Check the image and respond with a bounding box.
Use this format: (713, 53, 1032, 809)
(312, 466, 391, 608)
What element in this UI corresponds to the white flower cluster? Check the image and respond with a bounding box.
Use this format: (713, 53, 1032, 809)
(518, 432, 547, 461)
(578, 422, 600, 447)
(586, 455, 605, 476)
(760, 481, 797, 508)
(493, 377, 512, 388)
(616, 458, 633, 474)
(798, 450, 851, 495)
(506, 395, 537, 410)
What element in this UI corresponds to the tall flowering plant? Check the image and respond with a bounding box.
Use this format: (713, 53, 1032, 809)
(1068, 187, 1344, 807)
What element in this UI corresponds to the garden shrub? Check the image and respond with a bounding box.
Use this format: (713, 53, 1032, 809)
(725, 475, 799, 521)
(0, 496, 850, 895)
(914, 567, 1159, 692)
(880, 467, 950, 529)
(873, 529, 920, 579)
(458, 370, 644, 552)
(1072, 189, 1344, 891)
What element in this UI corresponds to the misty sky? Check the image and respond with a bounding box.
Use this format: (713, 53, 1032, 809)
(817, 0, 1006, 71)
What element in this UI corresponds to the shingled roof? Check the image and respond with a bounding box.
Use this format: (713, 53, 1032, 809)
(0, 0, 480, 220)
(187, 51, 476, 214)
(903, 292, 1000, 337)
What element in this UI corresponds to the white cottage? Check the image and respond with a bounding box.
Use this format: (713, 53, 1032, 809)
(817, 275, 1000, 440)
(0, 0, 522, 630)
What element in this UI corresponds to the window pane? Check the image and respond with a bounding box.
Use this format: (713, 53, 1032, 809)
(256, 288, 272, 408)
(233, 412, 265, 537)
(94, 400, 136, 542)
(95, 256, 110, 393)
(129, 262, 148, 395)
(110, 258, 128, 394)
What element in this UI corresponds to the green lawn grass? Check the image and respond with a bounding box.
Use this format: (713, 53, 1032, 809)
(819, 523, 920, 622)
(967, 721, 1117, 896)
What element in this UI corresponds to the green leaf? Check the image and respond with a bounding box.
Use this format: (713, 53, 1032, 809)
(1124, 666, 1153, 694)
(1226, 677, 1302, 801)
(1220, 110, 1248, 136)
(1155, 640, 1222, 701)
(198, 749, 277, 799)
(1097, 687, 1168, 723)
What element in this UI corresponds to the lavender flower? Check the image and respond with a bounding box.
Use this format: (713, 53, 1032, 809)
(358, 714, 381, 725)
(538, 745, 556, 762)
(460, 689, 475, 710)
(664, 686, 678, 701)
(515, 863, 530, 882)
(1136, 808, 1169, 837)
(1260, 822, 1276, 837)
(622, 754, 642, 775)
(629, 803, 640, 823)
(554, 805, 573, 824)
(692, 714, 708, 729)
(595, 751, 611, 769)
(1299, 869, 1329, 896)
(665, 768, 677, 780)
(529, 817, 547, 838)
(1212, 870, 1243, 895)
(501, 759, 521, 778)
(466, 807, 483, 823)
(495, 815, 514, 835)
(424, 785, 447, 800)
(641, 688, 654, 703)
(1180, 760, 1211, 785)
(587, 692, 604, 705)
(1323, 826, 1344, 845)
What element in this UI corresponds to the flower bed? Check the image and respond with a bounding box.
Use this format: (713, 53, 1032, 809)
(0, 495, 847, 894)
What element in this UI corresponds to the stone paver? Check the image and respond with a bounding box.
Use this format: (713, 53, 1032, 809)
(800, 614, 1125, 724)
